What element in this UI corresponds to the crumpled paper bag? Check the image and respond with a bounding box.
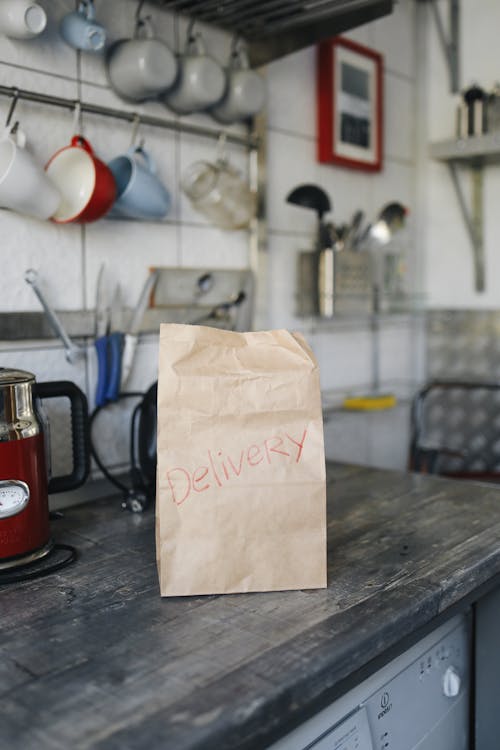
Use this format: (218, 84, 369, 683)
(156, 324, 327, 596)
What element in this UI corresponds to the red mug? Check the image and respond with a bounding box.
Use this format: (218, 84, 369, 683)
(45, 135, 116, 223)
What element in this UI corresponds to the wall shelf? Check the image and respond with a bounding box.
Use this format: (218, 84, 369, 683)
(428, 133, 500, 292)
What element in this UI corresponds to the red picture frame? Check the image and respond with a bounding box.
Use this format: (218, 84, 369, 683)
(317, 37, 383, 172)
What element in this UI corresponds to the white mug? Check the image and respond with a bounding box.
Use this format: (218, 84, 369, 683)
(0, 0, 46, 39)
(0, 126, 61, 220)
(164, 32, 225, 115)
(211, 43, 266, 124)
(105, 18, 177, 102)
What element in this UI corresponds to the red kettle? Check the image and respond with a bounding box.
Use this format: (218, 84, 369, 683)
(0, 368, 90, 570)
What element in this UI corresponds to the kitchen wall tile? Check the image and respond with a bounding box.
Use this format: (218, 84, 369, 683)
(0, 211, 83, 312)
(180, 224, 249, 269)
(84, 219, 179, 311)
(0, 0, 77, 80)
(310, 327, 373, 392)
(369, 158, 415, 217)
(372, 0, 416, 80)
(266, 47, 315, 138)
(384, 73, 415, 163)
(266, 129, 319, 236)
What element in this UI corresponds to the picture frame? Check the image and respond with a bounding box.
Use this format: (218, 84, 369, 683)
(317, 36, 383, 172)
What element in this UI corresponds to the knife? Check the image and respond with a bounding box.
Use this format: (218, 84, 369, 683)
(120, 270, 160, 388)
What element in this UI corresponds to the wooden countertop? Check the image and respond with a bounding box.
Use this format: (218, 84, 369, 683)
(2, 463, 500, 750)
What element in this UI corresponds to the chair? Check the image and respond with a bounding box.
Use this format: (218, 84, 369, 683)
(409, 380, 500, 480)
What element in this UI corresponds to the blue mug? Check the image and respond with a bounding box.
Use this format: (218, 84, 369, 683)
(107, 146, 170, 221)
(60, 0, 107, 53)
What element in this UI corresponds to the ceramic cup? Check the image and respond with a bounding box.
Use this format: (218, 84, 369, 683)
(59, 0, 107, 53)
(45, 135, 116, 224)
(0, 0, 46, 39)
(164, 32, 225, 115)
(0, 125, 61, 220)
(181, 158, 255, 230)
(107, 145, 170, 220)
(105, 18, 177, 102)
(211, 44, 266, 124)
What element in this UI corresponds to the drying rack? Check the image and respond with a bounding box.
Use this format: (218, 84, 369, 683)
(0, 84, 258, 148)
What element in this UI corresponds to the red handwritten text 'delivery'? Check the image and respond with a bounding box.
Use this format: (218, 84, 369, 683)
(164, 428, 308, 506)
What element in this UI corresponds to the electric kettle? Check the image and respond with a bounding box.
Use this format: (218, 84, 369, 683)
(0, 368, 90, 570)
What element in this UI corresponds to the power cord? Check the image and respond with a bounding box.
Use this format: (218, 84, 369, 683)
(89, 391, 152, 513)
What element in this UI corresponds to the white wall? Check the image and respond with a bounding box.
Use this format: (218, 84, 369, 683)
(421, 0, 500, 307)
(0, 0, 421, 481)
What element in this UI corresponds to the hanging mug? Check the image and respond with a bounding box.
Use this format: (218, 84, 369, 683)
(106, 16, 177, 102)
(107, 144, 170, 220)
(0, 124, 61, 220)
(45, 135, 116, 224)
(164, 28, 225, 115)
(211, 40, 266, 124)
(0, 0, 46, 40)
(59, 0, 107, 53)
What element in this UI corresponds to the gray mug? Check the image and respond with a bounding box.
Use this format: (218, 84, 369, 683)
(107, 146, 170, 221)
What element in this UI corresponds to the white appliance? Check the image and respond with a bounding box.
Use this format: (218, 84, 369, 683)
(268, 613, 470, 750)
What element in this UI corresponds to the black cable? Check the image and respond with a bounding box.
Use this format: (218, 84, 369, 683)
(89, 392, 145, 494)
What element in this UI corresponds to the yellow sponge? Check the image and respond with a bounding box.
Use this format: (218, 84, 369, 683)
(342, 394, 397, 411)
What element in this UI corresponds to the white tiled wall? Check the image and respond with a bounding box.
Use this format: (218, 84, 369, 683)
(0, 0, 422, 490)
(421, 0, 500, 307)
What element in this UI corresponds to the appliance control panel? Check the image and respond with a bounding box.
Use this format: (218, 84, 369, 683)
(309, 706, 373, 750)
(267, 614, 470, 750)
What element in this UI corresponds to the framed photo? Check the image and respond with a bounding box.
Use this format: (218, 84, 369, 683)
(317, 37, 383, 172)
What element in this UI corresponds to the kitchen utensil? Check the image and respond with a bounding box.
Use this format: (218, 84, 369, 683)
(45, 135, 116, 224)
(94, 268, 124, 407)
(286, 184, 331, 218)
(286, 183, 334, 316)
(0, 0, 46, 39)
(24, 268, 82, 364)
(210, 38, 266, 124)
(107, 145, 170, 220)
(105, 16, 177, 102)
(59, 0, 107, 53)
(0, 123, 61, 220)
(181, 157, 255, 230)
(463, 83, 486, 136)
(164, 25, 225, 115)
(0, 368, 89, 570)
(120, 269, 160, 388)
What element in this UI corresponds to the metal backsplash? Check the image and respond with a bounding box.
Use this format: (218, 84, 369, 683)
(426, 309, 500, 381)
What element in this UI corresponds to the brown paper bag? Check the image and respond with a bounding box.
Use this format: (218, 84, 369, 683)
(156, 324, 327, 596)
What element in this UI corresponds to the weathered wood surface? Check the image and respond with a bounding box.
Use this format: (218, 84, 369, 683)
(2, 463, 500, 749)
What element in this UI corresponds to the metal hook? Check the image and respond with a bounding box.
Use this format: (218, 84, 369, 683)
(5, 88, 19, 129)
(186, 17, 196, 43)
(71, 100, 82, 134)
(216, 132, 228, 163)
(135, 0, 146, 21)
(130, 113, 141, 148)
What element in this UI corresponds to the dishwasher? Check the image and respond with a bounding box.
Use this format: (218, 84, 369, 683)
(268, 613, 470, 750)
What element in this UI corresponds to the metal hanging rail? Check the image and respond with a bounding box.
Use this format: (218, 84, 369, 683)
(0, 84, 257, 149)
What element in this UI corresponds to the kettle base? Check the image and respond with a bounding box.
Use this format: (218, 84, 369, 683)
(0, 539, 54, 571)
